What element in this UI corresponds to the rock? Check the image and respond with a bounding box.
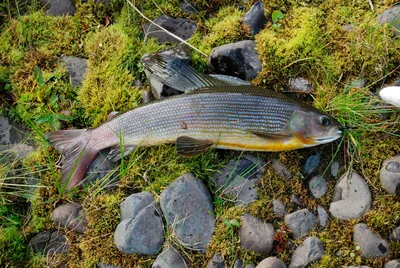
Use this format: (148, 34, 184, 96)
(385, 260, 400, 268)
(389, 225, 400, 241)
(342, 24, 354, 31)
(143, 15, 197, 44)
(380, 154, 400, 195)
(377, 5, 400, 36)
(284, 209, 317, 239)
(29, 231, 69, 254)
(61, 56, 88, 87)
(209, 40, 262, 80)
(348, 78, 366, 89)
(243, 1, 267, 36)
(120, 192, 155, 221)
(208, 253, 225, 268)
(289, 237, 324, 268)
(246, 266, 256, 268)
(288, 77, 314, 93)
(256, 257, 286, 268)
(331, 161, 339, 177)
(160, 173, 215, 252)
(180, 1, 197, 14)
(98, 264, 120, 268)
(317, 205, 329, 228)
(152, 247, 186, 268)
(290, 194, 304, 208)
(272, 158, 292, 179)
(142, 89, 155, 104)
(303, 153, 321, 174)
(354, 223, 389, 258)
(343, 266, 370, 268)
(52, 203, 87, 233)
(234, 259, 243, 268)
(211, 154, 266, 205)
(272, 199, 286, 218)
(329, 171, 372, 220)
(82, 148, 118, 188)
(0, 117, 30, 145)
(114, 203, 164, 255)
(309, 175, 328, 198)
(29, 231, 52, 253)
(41, 0, 76, 16)
(240, 213, 274, 255)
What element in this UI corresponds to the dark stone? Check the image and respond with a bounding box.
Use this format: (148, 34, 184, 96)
(389, 225, 400, 241)
(52, 203, 87, 233)
(377, 5, 400, 36)
(61, 56, 88, 87)
(208, 253, 225, 268)
(354, 223, 389, 258)
(284, 209, 317, 239)
(120, 192, 156, 221)
(272, 158, 292, 179)
(29, 231, 52, 253)
(240, 213, 274, 255)
(289, 237, 324, 268)
(256, 257, 286, 268)
(180, 1, 197, 14)
(288, 77, 314, 93)
(234, 259, 243, 268)
(303, 152, 321, 175)
(380, 155, 400, 194)
(41, 0, 76, 16)
(290, 194, 304, 208)
(243, 1, 267, 36)
(152, 247, 186, 268)
(46, 231, 69, 254)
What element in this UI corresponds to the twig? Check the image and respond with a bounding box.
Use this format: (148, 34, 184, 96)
(368, 0, 374, 12)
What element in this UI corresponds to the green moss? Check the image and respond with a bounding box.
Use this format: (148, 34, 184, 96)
(0, 227, 28, 267)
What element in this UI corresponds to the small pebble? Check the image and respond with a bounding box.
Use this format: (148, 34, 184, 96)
(152, 247, 186, 268)
(353, 223, 389, 258)
(284, 209, 317, 239)
(288, 77, 314, 93)
(289, 237, 324, 268)
(317, 205, 329, 228)
(272, 199, 286, 218)
(240, 213, 274, 254)
(385, 259, 400, 268)
(272, 158, 292, 179)
(242, 1, 268, 36)
(208, 253, 225, 268)
(52, 203, 87, 233)
(380, 154, 400, 195)
(304, 153, 321, 175)
(290, 194, 304, 207)
(256, 257, 286, 268)
(309, 175, 328, 198)
(331, 161, 340, 177)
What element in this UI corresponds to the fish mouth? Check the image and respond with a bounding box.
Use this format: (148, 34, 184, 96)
(313, 130, 343, 144)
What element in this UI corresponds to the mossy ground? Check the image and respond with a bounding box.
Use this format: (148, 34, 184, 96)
(0, 0, 399, 267)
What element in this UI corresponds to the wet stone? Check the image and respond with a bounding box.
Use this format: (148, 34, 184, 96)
(317, 205, 329, 228)
(309, 175, 328, 198)
(272, 199, 286, 218)
(240, 213, 274, 255)
(377, 5, 400, 36)
(120, 192, 155, 221)
(272, 158, 292, 179)
(385, 260, 400, 268)
(243, 1, 268, 36)
(256, 257, 286, 268)
(304, 152, 321, 174)
(152, 247, 186, 268)
(289, 237, 324, 268)
(389, 225, 400, 241)
(41, 0, 76, 16)
(211, 154, 266, 205)
(52, 203, 87, 233)
(354, 223, 389, 258)
(284, 209, 317, 239)
(208, 253, 225, 268)
(288, 77, 314, 93)
(380, 154, 400, 195)
(61, 56, 88, 87)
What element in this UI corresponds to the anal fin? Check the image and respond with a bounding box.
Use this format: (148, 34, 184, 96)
(176, 136, 213, 158)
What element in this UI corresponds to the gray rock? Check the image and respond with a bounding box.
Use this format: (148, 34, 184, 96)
(82, 148, 118, 188)
(52, 203, 87, 233)
(143, 15, 197, 43)
(284, 209, 317, 239)
(289, 237, 324, 268)
(348, 78, 366, 89)
(317, 205, 329, 228)
(0, 117, 29, 145)
(309, 175, 328, 198)
(209, 40, 262, 80)
(98, 264, 120, 268)
(29, 231, 52, 253)
(272, 158, 292, 179)
(329, 171, 372, 220)
(46, 231, 69, 254)
(331, 161, 340, 177)
(246, 266, 256, 268)
(385, 260, 400, 268)
(142, 89, 155, 104)
(152, 247, 186, 268)
(120, 192, 155, 221)
(343, 266, 370, 268)
(61, 56, 88, 87)
(180, 1, 197, 14)
(303, 153, 321, 174)
(354, 223, 389, 258)
(234, 259, 243, 268)
(41, 0, 76, 16)
(288, 77, 314, 93)
(208, 253, 225, 268)
(160, 173, 215, 252)
(342, 24, 354, 31)
(290, 194, 304, 208)
(240, 213, 274, 255)
(256, 257, 286, 268)
(377, 5, 400, 36)
(389, 225, 400, 241)
(211, 154, 266, 205)
(272, 199, 286, 218)
(243, 1, 267, 36)
(114, 203, 164, 255)
(380, 154, 400, 195)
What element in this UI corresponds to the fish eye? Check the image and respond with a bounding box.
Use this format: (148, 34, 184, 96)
(319, 116, 330, 126)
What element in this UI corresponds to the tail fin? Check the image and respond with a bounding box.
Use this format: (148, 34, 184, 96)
(44, 129, 98, 191)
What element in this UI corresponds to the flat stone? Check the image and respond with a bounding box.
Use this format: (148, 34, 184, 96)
(211, 154, 266, 205)
(354, 223, 389, 258)
(385, 260, 400, 268)
(114, 203, 164, 255)
(240, 213, 274, 255)
(389, 225, 400, 241)
(98, 264, 120, 268)
(309, 175, 328, 198)
(208, 253, 225, 268)
(46, 231, 69, 254)
(52, 203, 87, 233)
(272, 159, 292, 179)
(209, 40, 262, 80)
(243, 1, 268, 36)
(289, 237, 324, 268)
(234, 259, 243, 268)
(331, 161, 340, 177)
(272, 199, 286, 218)
(256, 257, 286, 268)
(28, 231, 52, 253)
(41, 0, 76, 16)
(120, 192, 155, 221)
(288, 77, 314, 93)
(284, 209, 317, 239)
(61, 56, 88, 87)
(160, 173, 215, 252)
(329, 171, 372, 220)
(152, 247, 186, 268)
(303, 153, 321, 175)
(317, 205, 329, 228)
(377, 5, 400, 36)
(143, 15, 197, 44)
(380, 154, 400, 195)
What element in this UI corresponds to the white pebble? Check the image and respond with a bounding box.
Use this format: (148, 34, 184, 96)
(379, 86, 400, 107)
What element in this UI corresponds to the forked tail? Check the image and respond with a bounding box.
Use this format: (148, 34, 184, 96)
(44, 129, 98, 191)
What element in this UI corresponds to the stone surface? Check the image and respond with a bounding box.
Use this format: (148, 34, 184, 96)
(272, 158, 292, 179)
(46, 231, 69, 254)
(143, 15, 197, 43)
(304, 153, 321, 174)
(243, 1, 267, 36)
(152, 247, 186, 268)
(385, 260, 400, 268)
(41, 0, 76, 16)
(211, 154, 266, 205)
(52, 203, 87, 233)
(290, 194, 304, 208)
(377, 5, 400, 36)
(354, 223, 389, 258)
(288, 77, 314, 93)
(289, 237, 324, 268)
(380, 154, 400, 195)
(256, 257, 286, 268)
(349, 78, 366, 89)
(246, 266, 256, 268)
(160, 173, 215, 252)
(331, 161, 340, 177)
(180, 1, 197, 14)
(272, 199, 286, 218)
(389, 225, 400, 241)
(142, 89, 155, 104)
(309, 175, 328, 198)
(342, 24, 354, 31)
(284, 209, 317, 239)
(61, 56, 88, 87)
(208, 253, 225, 268)
(98, 264, 120, 268)
(209, 40, 262, 80)
(114, 203, 164, 255)
(120, 192, 155, 221)
(0, 117, 34, 159)
(240, 213, 274, 255)
(29, 231, 52, 253)
(317, 205, 329, 228)
(329, 171, 372, 220)
(234, 259, 243, 268)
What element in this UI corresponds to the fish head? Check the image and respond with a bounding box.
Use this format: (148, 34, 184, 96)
(288, 110, 342, 145)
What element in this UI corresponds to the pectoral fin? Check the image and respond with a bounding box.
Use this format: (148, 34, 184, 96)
(176, 136, 213, 158)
